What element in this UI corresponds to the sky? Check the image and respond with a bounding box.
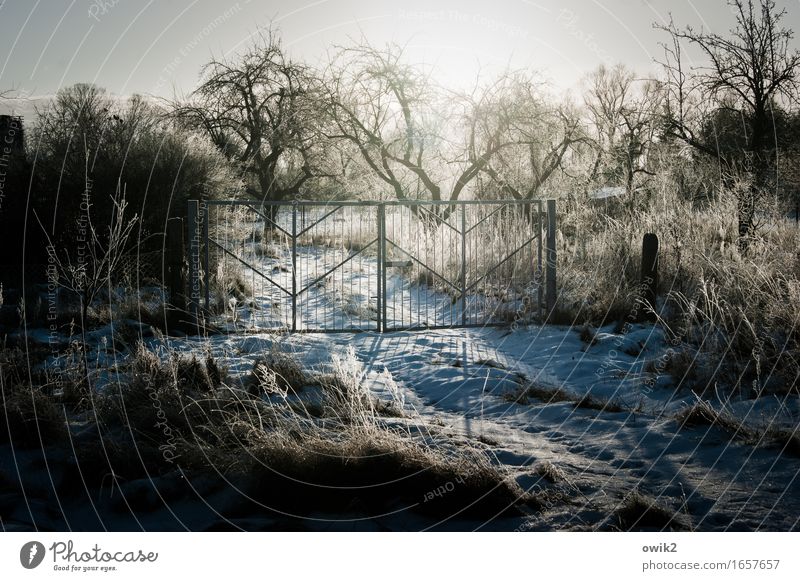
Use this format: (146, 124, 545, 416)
(1, 0, 799, 117)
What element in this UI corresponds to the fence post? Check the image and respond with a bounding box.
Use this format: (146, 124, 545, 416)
(165, 218, 185, 314)
(291, 203, 297, 332)
(187, 200, 200, 322)
(461, 204, 467, 326)
(640, 233, 659, 322)
(545, 199, 557, 315)
(377, 204, 384, 333)
(202, 202, 210, 311)
(537, 200, 543, 320)
(380, 204, 388, 331)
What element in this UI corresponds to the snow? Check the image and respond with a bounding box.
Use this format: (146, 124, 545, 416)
(195, 229, 800, 530)
(5, 228, 800, 531)
(145, 319, 800, 530)
(589, 186, 626, 200)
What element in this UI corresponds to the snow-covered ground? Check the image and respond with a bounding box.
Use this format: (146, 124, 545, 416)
(138, 320, 797, 531)
(5, 232, 800, 531)
(151, 239, 800, 531)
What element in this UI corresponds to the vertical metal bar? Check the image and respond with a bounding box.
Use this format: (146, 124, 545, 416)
(546, 199, 557, 316)
(537, 200, 544, 320)
(292, 203, 297, 332)
(187, 200, 200, 320)
(202, 201, 210, 311)
(461, 203, 467, 326)
(382, 205, 388, 330)
(424, 210, 429, 326)
(338, 208, 342, 332)
(377, 204, 384, 332)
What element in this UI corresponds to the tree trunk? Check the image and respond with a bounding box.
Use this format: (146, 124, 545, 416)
(738, 109, 771, 252)
(254, 172, 284, 240)
(262, 202, 280, 231)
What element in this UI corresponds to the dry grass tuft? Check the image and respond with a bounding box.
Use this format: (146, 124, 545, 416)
(502, 381, 573, 405)
(615, 491, 691, 531)
(674, 398, 748, 434)
(534, 461, 568, 484)
(502, 380, 626, 413)
(674, 396, 800, 457)
(767, 428, 800, 458)
(0, 386, 68, 449)
(215, 422, 530, 516)
(247, 346, 309, 396)
(0, 348, 69, 448)
(89, 342, 530, 517)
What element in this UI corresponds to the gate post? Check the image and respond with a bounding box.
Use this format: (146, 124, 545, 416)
(377, 204, 385, 332)
(461, 204, 467, 326)
(291, 203, 297, 332)
(382, 205, 389, 331)
(545, 199, 557, 315)
(165, 217, 185, 311)
(187, 200, 201, 321)
(202, 202, 210, 311)
(537, 200, 544, 319)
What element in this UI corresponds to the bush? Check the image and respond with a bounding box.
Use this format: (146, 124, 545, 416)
(21, 84, 239, 273)
(0, 350, 68, 449)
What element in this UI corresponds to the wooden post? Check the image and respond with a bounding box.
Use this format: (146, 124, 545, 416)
(380, 204, 388, 331)
(640, 233, 659, 322)
(537, 201, 543, 319)
(545, 199, 557, 315)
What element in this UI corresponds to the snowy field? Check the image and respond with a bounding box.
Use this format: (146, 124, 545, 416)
(3, 234, 800, 532)
(134, 321, 798, 531)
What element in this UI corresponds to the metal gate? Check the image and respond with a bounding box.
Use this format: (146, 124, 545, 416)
(187, 199, 555, 332)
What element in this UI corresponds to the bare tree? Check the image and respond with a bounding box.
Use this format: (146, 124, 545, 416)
(174, 27, 331, 216)
(583, 64, 662, 196)
(325, 43, 522, 223)
(657, 0, 800, 243)
(476, 73, 584, 201)
(31, 84, 113, 247)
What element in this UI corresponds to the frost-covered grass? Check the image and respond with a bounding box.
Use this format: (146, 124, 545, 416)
(0, 348, 68, 449)
(556, 188, 800, 398)
(0, 339, 532, 527)
(3, 314, 800, 530)
(674, 396, 800, 457)
(613, 490, 692, 532)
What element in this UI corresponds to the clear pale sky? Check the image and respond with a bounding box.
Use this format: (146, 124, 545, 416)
(1, 0, 799, 116)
